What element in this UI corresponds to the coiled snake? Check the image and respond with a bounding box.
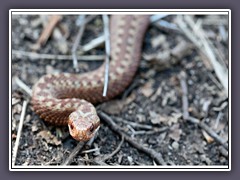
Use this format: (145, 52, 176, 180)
(32, 15, 150, 141)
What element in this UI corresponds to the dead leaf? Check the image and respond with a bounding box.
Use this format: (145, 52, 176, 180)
(151, 34, 166, 48)
(149, 111, 181, 126)
(169, 123, 182, 142)
(140, 80, 154, 97)
(125, 92, 136, 104)
(101, 100, 125, 115)
(150, 86, 162, 102)
(136, 114, 146, 122)
(37, 130, 61, 146)
(149, 111, 162, 124)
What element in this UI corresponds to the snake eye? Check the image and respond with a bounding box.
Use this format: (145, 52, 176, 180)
(70, 124, 74, 130)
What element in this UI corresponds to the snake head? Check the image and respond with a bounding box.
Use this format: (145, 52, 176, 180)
(68, 110, 100, 141)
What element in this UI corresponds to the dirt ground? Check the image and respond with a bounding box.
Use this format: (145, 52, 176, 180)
(11, 14, 229, 166)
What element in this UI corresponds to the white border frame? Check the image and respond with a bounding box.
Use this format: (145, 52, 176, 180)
(9, 9, 231, 171)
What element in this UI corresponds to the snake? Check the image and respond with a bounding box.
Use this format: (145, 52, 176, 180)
(32, 15, 150, 141)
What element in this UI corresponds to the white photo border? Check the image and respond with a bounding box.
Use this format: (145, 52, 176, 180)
(9, 9, 231, 171)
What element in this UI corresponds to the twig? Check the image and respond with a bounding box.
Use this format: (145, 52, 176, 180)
(218, 146, 228, 157)
(150, 14, 169, 23)
(81, 35, 105, 52)
(114, 117, 169, 135)
(114, 117, 154, 130)
(76, 15, 97, 26)
(178, 72, 228, 150)
(72, 15, 86, 72)
(150, 14, 181, 34)
(12, 50, 105, 61)
(208, 72, 224, 91)
(131, 128, 168, 135)
(62, 127, 99, 166)
(102, 15, 110, 97)
(62, 141, 86, 165)
(179, 71, 189, 119)
(121, 80, 139, 99)
(202, 18, 228, 26)
(71, 15, 98, 71)
(98, 111, 167, 165)
(197, 119, 228, 150)
(101, 135, 124, 162)
(81, 148, 100, 154)
(36, 15, 62, 48)
(14, 76, 32, 96)
(12, 100, 28, 166)
(214, 111, 223, 130)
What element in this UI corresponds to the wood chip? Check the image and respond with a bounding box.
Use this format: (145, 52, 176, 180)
(151, 34, 166, 48)
(169, 123, 182, 142)
(140, 80, 154, 97)
(202, 130, 214, 143)
(34, 15, 62, 49)
(12, 97, 21, 105)
(149, 111, 162, 124)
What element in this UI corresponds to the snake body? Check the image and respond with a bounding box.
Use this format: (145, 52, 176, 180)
(32, 15, 150, 141)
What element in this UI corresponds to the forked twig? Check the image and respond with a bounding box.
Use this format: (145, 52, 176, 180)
(98, 111, 167, 165)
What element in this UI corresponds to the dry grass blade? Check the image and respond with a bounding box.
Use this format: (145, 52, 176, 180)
(150, 14, 169, 23)
(72, 15, 86, 72)
(12, 100, 28, 166)
(176, 15, 228, 96)
(14, 76, 32, 96)
(71, 15, 98, 71)
(102, 15, 110, 97)
(12, 50, 105, 61)
(81, 35, 105, 52)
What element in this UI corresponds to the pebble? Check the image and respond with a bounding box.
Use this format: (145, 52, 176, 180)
(172, 141, 179, 150)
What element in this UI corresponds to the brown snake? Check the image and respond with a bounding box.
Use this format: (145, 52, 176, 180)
(32, 15, 150, 141)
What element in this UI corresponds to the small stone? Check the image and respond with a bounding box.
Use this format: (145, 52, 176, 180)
(172, 141, 179, 150)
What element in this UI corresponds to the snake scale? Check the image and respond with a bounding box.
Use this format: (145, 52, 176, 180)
(32, 15, 150, 141)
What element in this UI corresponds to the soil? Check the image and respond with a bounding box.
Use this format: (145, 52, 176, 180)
(11, 14, 229, 166)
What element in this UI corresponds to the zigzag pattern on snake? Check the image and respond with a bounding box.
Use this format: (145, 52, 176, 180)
(32, 15, 150, 141)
